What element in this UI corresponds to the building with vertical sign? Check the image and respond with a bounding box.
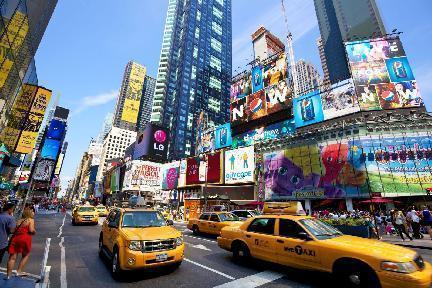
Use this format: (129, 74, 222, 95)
(113, 61, 147, 131)
(313, 0, 385, 84)
(295, 60, 321, 96)
(150, 0, 232, 160)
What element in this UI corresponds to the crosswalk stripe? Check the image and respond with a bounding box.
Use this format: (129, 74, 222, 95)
(184, 258, 235, 280)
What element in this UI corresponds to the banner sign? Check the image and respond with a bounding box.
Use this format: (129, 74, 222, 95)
(121, 63, 146, 123)
(161, 161, 180, 190)
(225, 146, 255, 184)
(123, 160, 161, 191)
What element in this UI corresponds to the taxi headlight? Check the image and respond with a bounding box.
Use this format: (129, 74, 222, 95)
(128, 241, 142, 251)
(381, 261, 417, 274)
(176, 237, 183, 246)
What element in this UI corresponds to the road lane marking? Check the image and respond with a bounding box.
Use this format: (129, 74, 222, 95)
(59, 237, 67, 288)
(184, 258, 235, 280)
(183, 234, 217, 243)
(57, 215, 66, 238)
(185, 242, 212, 251)
(213, 271, 285, 288)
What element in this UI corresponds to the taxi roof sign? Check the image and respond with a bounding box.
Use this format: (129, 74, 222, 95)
(263, 202, 306, 215)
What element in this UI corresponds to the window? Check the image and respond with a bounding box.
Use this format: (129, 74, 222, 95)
(212, 6, 223, 19)
(210, 55, 221, 71)
(279, 219, 307, 238)
(232, 211, 248, 218)
(209, 76, 221, 90)
(215, 0, 224, 6)
(193, 46, 198, 58)
(212, 22, 222, 35)
(199, 214, 209, 220)
(195, 27, 200, 39)
(211, 37, 222, 53)
(196, 10, 201, 21)
(191, 66, 196, 79)
(209, 214, 219, 222)
(247, 218, 275, 235)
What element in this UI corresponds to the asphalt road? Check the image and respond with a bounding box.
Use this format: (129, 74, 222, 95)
(6, 212, 432, 288)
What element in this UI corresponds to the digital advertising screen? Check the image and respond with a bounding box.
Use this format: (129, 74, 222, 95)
(214, 123, 232, 149)
(230, 72, 252, 103)
(251, 65, 263, 93)
(224, 146, 255, 184)
(121, 63, 146, 124)
(345, 36, 423, 111)
(265, 79, 293, 115)
(41, 139, 61, 160)
(46, 119, 66, 140)
(293, 90, 324, 128)
(321, 79, 360, 120)
(247, 90, 266, 121)
(33, 159, 55, 182)
(263, 52, 288, 89)
(161, 161, 180, 190)
(230, 97, 248, 125)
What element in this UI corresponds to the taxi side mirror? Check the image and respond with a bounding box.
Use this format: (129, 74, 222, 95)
(298, 232, 312, 241)
(167, 220, 174, 226)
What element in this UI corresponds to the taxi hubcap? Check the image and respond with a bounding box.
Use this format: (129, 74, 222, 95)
(348, 274, 361, 285)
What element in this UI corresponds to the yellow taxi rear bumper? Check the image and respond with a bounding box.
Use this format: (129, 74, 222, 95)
(378, 262, 432, 288)
(120, 244, 185, 270)
(217, 237, 232, 251)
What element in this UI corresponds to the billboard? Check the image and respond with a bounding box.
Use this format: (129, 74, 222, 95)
(122, 160, 161, 191)
(345, 36, 423, 110)
(230, 97, 248, 125)
(214, 123, 232, 149)
(263, 53, 288, 88)
(54, 153, 65, 175)
(161, 161, 180, 190)
(230, 72, 252, 103)
(225, 146, 255, 184)
(321, 79, 360, 120)
(251, 65, 263, 93)
(247, 90, 267, 121)
(264, 140, 368, 200)
(207, 152, 223, 183)
(121, 63, 146, 123)
(233, 119, 296, 148)
(178, 159, 187, 187)
(110, 167, 121, 192)
(359, 133, 432, 197)
(46, 119, 66, 140)
(293, 90, 324, 128)
(41, 139, 61, 160)
(133, 124, 168, 161)
(265, 80, 293, 116)
(186, 157, 201, 185)
(33, 159, 55, 182)
(54, 107, 69, 120)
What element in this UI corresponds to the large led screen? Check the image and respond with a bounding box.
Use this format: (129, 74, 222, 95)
(345, 36, 423, 110)
(161, 161, 180, 190)
(41, 139, 61, 160)
(293, 90, 324, 128)
(214, 123, 232, 149)
(46, 119, 66, 140)
(33, 159, 55, 182)
(321, 79, 360, 120)
(225, 146, 255, 184)
(230, 72, 251, 103)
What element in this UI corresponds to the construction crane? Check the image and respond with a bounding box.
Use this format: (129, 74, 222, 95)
(281, 0, 299, 97)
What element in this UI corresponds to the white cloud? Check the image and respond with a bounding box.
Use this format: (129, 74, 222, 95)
(232, 0, 318, 70)
(73, 90, 118, 115)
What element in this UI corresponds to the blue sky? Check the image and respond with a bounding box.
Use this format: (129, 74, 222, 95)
(35, 0, 432, 194)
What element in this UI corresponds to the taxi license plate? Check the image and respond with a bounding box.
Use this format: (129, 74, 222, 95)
(155, 253, 168, 262)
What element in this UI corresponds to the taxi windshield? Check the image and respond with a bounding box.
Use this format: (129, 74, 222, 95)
(96, 206, 106, 210)
(78, 207, 96, 212)
(122, 211, 167, 228)
(219, 213, 239, 222)
(299, 218, 343, 240)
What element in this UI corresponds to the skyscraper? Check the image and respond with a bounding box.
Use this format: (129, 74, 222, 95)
(295, 60, 321, 95)
(151, 0, 232, 159)
(97, 112, 114, 143)
(137, 75, 156, 132)
(313, 0, 386, 84)
(113, 61, 147, 131)
(316, 37, 330, 87)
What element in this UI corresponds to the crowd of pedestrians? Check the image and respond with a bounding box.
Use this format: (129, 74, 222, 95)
(0, 202, 36, 280)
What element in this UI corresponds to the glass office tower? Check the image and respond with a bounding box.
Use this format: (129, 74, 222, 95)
(314, 0, 386, 84)
(151, 0, 232, 160)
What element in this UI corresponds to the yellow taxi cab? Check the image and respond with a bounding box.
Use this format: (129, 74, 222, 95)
(217, 202, 432, 288)
(72, 205, 99, 225)
(96, 205, 109, 217)
(99, 207, 184, 279)
(187, 212, 243, 236)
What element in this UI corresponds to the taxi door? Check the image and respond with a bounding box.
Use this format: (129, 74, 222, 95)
(243, 218, 277, 263)
(105, 210, 121, 253)
(198, 214, 210, 233)
(275, 219, 321, 269)
(208, 214, 221, 234)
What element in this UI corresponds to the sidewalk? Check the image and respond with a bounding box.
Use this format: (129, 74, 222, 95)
(0, 269, 37, 288)
(381, 234, 432, 250)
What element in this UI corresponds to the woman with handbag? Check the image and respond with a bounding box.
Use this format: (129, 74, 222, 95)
(5, 208, 36, 279)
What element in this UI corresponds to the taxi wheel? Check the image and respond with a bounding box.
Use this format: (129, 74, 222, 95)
(336, 262, 380, 288)
(98, 235, 104, 258)
(192, 225, 199, 235)
(111, 249, 123, 280)
(232, 242, 250, 262)
(72, 219, 76, 226)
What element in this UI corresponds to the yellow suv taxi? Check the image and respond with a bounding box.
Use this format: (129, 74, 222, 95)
(187, 212, 243, 236)
(72, 205, 99, 225)
(99, 208, 184, 279)
(96, 205, 109, 217)
(217, 202, 432, 288)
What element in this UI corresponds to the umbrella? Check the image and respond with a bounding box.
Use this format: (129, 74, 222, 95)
(359, 197, 400, 204)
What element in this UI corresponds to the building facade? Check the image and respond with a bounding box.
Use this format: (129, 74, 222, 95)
(0, 0, 58, 132)
(96, 126, 136, 181)
(137, 75, 156, 132)
(295, 60, 321, 96)
(113, 61, 147, 131)
(251, 26, 285, 61)
(151, 0, 232, 159)
(313, 0, 386, 84)
(97, 112, 114, 143)
(316, 37, 330, 88)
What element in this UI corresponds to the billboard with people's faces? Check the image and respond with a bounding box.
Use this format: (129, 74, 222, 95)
(345, 36, 423, 110)
(224, 146, 255, 184)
